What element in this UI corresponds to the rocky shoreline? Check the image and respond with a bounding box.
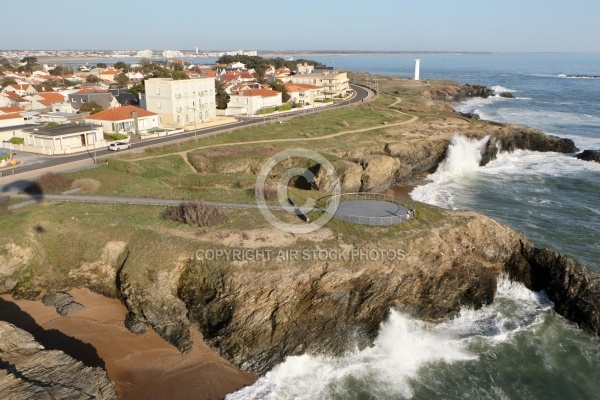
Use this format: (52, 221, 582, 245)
(1, 81, 599, 396)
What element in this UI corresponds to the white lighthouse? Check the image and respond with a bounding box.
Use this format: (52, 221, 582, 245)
(414, 58, 421, 81)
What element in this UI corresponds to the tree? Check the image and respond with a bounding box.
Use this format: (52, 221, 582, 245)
(114, 72, 129, 88)
(270, 79, 290, 103)
(215, 80, 230, 110)
(86, 75, 101, 83)
(114, 61, 129, 72)
(49, 65, 74, 76)
(96, 63, 108, 69)
(80, 101, 103, 114)
(127, 82, 144, 97)
(2, 77, 17, 87)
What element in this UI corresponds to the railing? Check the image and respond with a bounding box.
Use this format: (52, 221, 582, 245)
(319, 192, 416, 226)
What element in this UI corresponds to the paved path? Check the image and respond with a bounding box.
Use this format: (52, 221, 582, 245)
(5, 192, 288, 212)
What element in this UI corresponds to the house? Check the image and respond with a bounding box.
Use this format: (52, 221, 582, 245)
(99, 68, 120, 82)
(4, 83, 36, 97)
(27, 92, 66, 111)
(290, 63, 350, 98)
(284, 83, 325, 105)
(68, 89, 120, 111)
(85, 105, 159, 134)
(143, 77, 216, 128)
(18, 123, 105, 155)
(0, 113, 26, 129)
(228, 89, 282, 115)
(109, 89, 140, 107)
(2, 92, 31, 110)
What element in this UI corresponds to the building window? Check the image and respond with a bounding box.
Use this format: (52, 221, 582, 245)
(157, 101, 161, 109)
(81, 99, 87, 103)
(245, 99, 248, 105)
(156, 88, 160, 96)
(185, 114, 189, 124)
(176, 115, 181, 124)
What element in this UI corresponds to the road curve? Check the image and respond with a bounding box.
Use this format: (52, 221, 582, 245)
(1, 84, 370, 178)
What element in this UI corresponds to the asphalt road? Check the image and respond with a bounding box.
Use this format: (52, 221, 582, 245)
(3, 84, 370, 177)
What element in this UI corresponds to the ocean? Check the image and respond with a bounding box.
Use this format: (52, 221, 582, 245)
(228, 53, 600, 399)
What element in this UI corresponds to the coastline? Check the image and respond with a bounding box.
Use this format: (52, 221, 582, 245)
(0, 288, 256, 400)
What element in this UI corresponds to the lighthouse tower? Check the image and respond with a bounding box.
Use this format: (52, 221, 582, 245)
(414, 58, 421, 81)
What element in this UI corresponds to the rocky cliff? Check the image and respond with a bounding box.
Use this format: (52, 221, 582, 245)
(175, 214, 600, 374)
(0, 321, 117, 400)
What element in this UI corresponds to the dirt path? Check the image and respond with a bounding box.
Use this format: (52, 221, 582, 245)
(130, 98, 418, 165)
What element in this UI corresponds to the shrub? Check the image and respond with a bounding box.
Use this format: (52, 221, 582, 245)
(47, 121, 58, 127)
(162, 202, 225, 227)
(25, 172, 74, 194)
(0, 197, 8, 216)
(338, 120, 349, 128)
(257, 107, 276, 115)
(104, 132, 128, 141)
(276, 103, 292, 112)
(0, 153, 9, 161)
(252, 185, 278, 203)
(9, 137, 24, 145)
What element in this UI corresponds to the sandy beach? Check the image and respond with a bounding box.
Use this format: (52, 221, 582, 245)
(0, 289, 256, 400)
(387, 184, 417, 200)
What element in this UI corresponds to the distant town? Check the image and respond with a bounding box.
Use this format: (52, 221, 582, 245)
(0, 50, 351, 162)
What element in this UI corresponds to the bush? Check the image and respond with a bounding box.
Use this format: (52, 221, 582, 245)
(162, 202, 225, 227)
(47, 121, 58, 127)
(25, 172, 74, 194)
(9, 137, 24, 145)
(338, 120, 349, 128)
(252, 185, 278, 203)
(0, 153, 9, 161)
(276, 103, 292, 112)
(104, 133, 128, 141)
(257, 107, 276, 115)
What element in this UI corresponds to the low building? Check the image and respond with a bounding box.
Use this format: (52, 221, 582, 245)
(284, 83, 325, 105)
(20, 123, 105, 155)
(228, 89, 282, 115)
(291, 63, 350, 98)
(85, 105, 159, 134)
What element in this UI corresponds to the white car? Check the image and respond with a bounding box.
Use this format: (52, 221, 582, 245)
(108, 142, 131, 151)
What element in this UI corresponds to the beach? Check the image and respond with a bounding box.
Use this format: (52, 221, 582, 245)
(0, 289, 256, 400)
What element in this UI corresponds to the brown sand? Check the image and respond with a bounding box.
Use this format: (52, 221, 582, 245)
(0, 289, 257, 400)
(387, 184, 417, 200)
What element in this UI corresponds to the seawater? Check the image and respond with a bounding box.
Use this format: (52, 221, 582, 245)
(228, 54, 600, 399)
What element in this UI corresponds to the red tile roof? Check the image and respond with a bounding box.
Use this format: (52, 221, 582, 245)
(0, 112, 23, 120)
(0, 106, 25, 113)
(38, 92, 65, 103)
(4, 92, 26, 102)
(74, 88, 109, 94)
(233, 89, 280, 97)
(86, 106, 157, 121)
(284, 83, 323, 92)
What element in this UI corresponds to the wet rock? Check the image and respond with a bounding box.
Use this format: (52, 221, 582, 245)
(575, 150, 600, 163)
(42, 292, 84, 317)
(499, 92, 514, 98)
(0, 321, 117, 399)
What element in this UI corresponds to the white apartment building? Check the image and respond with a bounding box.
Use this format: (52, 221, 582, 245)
(291, 63, 350, 99)
(144, 77, 216, 127)
(162, 50, 183, 58)
(228, 89, 282, 115)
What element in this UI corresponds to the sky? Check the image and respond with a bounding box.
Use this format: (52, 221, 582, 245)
(3, 0, 600, 52)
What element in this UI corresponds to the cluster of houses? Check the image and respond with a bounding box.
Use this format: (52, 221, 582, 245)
(0, 59, 349, 156)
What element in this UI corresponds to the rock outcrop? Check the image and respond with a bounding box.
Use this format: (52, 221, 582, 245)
(575, 150, 600, 163)
(423, 83, 495, 102)
(0, 321, 117, 400)
(118, 268, 193, 354)
(42, 292, 84, 317)
(177, 215, 530, 374)
(509, 244, 600, 336)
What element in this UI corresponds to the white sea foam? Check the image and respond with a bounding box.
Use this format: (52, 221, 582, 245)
(491, 85, 516, 94)
(227, 279, 551, 400)
(411, 135, 490, 209)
